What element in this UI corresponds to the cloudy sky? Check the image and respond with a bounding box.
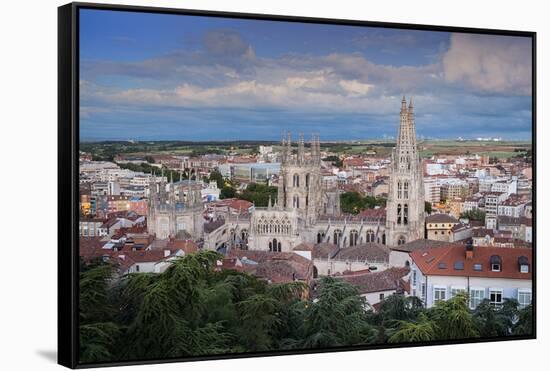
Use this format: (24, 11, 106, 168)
(79, 9, 533, 141)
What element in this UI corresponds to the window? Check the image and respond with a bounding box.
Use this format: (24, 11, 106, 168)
(349, 230, 358, 246)
(433, 286, 446, 304)
(334, 229, 342, 246)
(293, 174, 300, 187)
(366, 230, 375, 243)
(397, 204, 402, 224)
(518, 256, 529, 273)
(473, 263, 483, 271)
(135, 264, 140, 272)
(489, 288, 503, 307)
(398, 181, 403, 199)
(421, 283, 426, 299)
(470, 288, 485, 309)
(412, 269, 417, 286)
(490, 255, 502, 272)
(317, 232, 325, 244)
(450, 287, 466, 298)
(293, 195, 300, 209)
(379, 293, 385, 301)
(518, 289, 532, 309)
(398, 236, 406, 245)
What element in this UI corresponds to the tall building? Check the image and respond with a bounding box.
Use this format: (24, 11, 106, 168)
(386, 97, 426, 246)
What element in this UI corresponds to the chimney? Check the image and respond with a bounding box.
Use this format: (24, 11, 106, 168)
(465, 240, 474, 260)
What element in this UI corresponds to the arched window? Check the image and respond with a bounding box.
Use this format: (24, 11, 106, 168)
(305, 173, 310, 188)
(271, 238, 280, 252)
(398, 181, 403, 199)
(350, 230, 358, 246)
(334, 229, 342, 246)
(293, 195, 300, 209)
(382, 233, 386, 245)
(293, 174, 300, 187)
(404, 204, 409, 225)
(398, 235, 406, 245)
(241, 229, 249, 249)
(366, 230, 375, 243)
(404, 182, 409, 199)
(317, 231, 325, 243)
(397, 204, 402, 224)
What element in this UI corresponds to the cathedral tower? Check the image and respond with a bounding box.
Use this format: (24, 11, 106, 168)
(386, 97, 425, 246)
(277, 133, 324, 226)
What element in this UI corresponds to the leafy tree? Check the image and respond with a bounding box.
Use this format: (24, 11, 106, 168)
(209, 169, 225, 189)
(473, 298, 522, 337)
(322, 155, 343, 168)
(513, 304, 534, 336)
(428, 293, 479, 340)
(425, 201, 433, 215)
(220, 186, 236, 199)
(340, 192, 385, 214)
(388, 313, 437, 343)
(79, 262, 121, 363)
(300, 277, 376, 348)
(378, 294, 424, 323)
(460, 208, 486, 222)
(80, 322, 122, 363)
(238, 183, 277, 207)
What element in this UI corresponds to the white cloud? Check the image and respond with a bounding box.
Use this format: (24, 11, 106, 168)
(442, 33, 532, 95)
(338, 79, 373, 96)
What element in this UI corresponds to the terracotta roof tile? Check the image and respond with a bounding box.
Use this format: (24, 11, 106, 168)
(338, 267, 410, 294)
(411, 245, 532, 280)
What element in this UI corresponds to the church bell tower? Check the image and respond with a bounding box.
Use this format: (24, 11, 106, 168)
(386, 97, 425, 246)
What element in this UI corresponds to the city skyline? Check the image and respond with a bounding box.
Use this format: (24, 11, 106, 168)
(80, 9, 533, 141)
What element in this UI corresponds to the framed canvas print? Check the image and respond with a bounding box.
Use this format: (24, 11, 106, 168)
(58, 2, 536, 368)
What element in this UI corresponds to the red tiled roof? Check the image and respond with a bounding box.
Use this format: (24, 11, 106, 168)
(410, 245, 532, 280)
(227, 250, 313, 283)
(426, 213, 459, 223)
(293, 242, 315, 251)
(338, 267, 410, 294)
(166, 239, 199, 254)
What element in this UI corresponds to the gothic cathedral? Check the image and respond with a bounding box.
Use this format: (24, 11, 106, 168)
(385, 97, 426, 246)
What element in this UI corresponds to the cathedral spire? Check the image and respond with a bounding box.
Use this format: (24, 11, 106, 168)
(286, 131, 292, 160)
(298, 133, 305, 164)
(386, 97, 425, 247)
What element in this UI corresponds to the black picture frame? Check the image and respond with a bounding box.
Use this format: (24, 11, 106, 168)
(58, 2, 537, 369)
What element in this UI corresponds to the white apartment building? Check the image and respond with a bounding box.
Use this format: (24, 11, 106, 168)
(409, 244, 532, 309)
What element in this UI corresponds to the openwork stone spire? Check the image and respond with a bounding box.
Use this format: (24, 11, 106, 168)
(386, 96, 425, 247)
